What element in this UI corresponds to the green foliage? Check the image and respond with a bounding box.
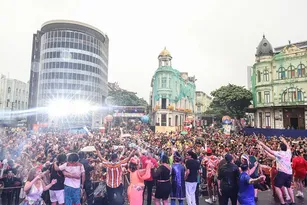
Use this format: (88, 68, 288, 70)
(108, 90, 148, 107)
(206, 84, 252, 119)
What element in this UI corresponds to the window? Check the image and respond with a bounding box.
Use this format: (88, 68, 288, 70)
(161, 98, 166, 109)
(259, 112, 263, 128)
(288, 65, 295, 78)
(258, 92, 262, 103)
(297, 63, 305, 77)
(197, 106, 201, 112)
(161, 114, 167, 126)
(281, 87, 304, 102)
(175, 115, 178, 126)
(7, 87, 11, 93)
(263, 70, 269, 81)
(161, 77, 167, 88)
(265, 112, 271, 127)
(278, 67, 286, 79)
(168, 118, 172, 126)
(264, 91, 270, 103)
(298, 90, 303, 101)
(257, 70, 261, 82)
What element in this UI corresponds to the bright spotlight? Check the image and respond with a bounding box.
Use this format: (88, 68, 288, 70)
(47, 99, 92, 117)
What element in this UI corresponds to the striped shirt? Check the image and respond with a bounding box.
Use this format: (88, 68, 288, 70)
(102, 159, 128, 188)
(202, 155, 219, 178)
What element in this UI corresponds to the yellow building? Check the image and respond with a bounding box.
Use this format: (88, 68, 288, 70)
(251, 35, 307, 129)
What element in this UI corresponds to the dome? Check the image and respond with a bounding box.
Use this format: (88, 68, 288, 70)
(256, 35, 274, 57)
(159, 47, 171, 57)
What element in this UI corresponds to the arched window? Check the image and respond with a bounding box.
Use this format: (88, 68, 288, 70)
(297, 63, 305, 77)
(263, 70, 269, 81)
(278, 67, 286, 79)
(257, 70, 261, 82)
(287, 65, 296, 78)
(298, 89, 303, 101)
(7, 87, 11, 93)
(281, 87, 304, 102)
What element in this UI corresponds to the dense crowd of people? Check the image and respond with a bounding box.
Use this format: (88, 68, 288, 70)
(0, 125, 306, 205)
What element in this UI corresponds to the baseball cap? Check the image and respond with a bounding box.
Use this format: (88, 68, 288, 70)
(206, 148, 212, 154)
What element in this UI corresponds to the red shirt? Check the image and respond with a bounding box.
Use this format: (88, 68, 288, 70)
(292, 156, 307, 174)
(140, 155, 158, 181)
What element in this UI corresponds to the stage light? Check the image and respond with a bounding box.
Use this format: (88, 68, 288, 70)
(47, 99, 92, 117)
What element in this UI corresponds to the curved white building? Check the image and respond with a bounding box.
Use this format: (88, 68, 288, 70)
(29, 20, 109, 128)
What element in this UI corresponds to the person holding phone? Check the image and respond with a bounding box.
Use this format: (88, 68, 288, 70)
(21, 168, 57, 205)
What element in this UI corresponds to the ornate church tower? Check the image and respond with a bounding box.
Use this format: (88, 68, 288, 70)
(158, 47, 172, 67)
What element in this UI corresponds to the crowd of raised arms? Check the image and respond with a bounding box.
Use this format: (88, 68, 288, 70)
(0, 126, 306, 205)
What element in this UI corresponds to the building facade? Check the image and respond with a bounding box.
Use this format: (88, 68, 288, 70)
(251, 35, 307, 129)
(247, 66, 252, 90)
(195, 91, 212, 113)
(194, 91, 212, 126)
(0, 74, 29, 126)
(150, 48, 196, 130)
(28, 20, 109, 128)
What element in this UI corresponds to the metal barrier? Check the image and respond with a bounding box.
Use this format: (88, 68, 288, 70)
(0, 186, 23, 205)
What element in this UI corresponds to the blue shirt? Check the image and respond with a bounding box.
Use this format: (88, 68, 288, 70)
(238, 172, 255, 205)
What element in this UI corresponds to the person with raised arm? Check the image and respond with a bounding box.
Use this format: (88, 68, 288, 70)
(21, 168, 57, 205)
(257, 137, 295, 205)
(95, 146, 135, 205)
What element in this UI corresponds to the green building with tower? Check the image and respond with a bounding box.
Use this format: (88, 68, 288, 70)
(250, 35, 307, 129)
(150, 48, 196, 131)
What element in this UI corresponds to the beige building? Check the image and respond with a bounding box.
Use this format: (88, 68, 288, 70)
(0, 74, 29, 125)
(251, 35, 307, 129)
(195, 91, 212, 114)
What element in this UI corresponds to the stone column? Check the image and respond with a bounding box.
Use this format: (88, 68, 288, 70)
(166, 114, 169, 126)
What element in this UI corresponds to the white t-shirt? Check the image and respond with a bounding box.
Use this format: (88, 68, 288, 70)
(59, 162, 85, 188)
(273, 150, 292, 175)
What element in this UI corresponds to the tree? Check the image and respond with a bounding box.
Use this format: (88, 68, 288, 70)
(108, 90, 148, 107)
(206, 84, 252, 119)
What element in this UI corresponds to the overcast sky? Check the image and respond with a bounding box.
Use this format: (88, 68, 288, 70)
(1, 0, 307, 101)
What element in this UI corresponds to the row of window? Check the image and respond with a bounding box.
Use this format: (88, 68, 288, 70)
(7, 87, 28, 97)
(40, 72, 104, 84)
(157, 114, 182, 127)
(42, 62, 107, 78)
(44, 36, 101, 50)
(258, 91, 271, 104)
(257, 88, 304, 104)
(41, 51, 106, 68)
(39, 82, 103, 93)
(277, 64, 306, 79)
(42, 40, 107, 62)
(281, 88, 304, 102)
(257, 64, 307, 82)
(43, 30, 105, 45)
(5, 99, 27, 110)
